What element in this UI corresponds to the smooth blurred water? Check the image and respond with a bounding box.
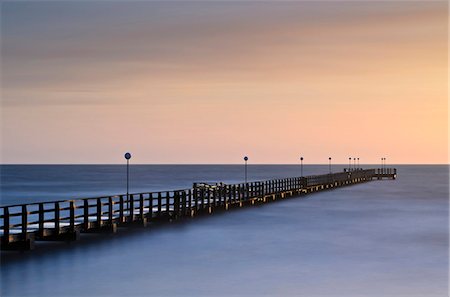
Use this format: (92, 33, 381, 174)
(0, 165, 448, 297)
(1, 164, 352, 205)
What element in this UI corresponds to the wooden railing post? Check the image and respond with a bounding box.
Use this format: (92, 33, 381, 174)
(130, 194, 134, 221)
(38, 203, 44, 235)
(158, 192, 162, 215)
(193, 186, 198, 211)
(3, 207, 10, 243)
(239, 185, 243, 206)
(148, 193, 153, 220)
(21, 205, 27, 240)
(213, 187, 217, 207)
(206, 188, 211, 210)
(83, 199, 89, 231)
(262, 181, 266, 197)
(54, 202, 60, 235)
(258, 182, 261, 197)
(96, 198, 102, 228)
(200, 187, 205, 210)
(139, 194, 144, 220)
(175, 192, 181, 216)
(181, 191, 187, 216)
(119, 195, 124, 223)
(108, 197, 113, 225)
(216, 186, 220, 206)
(70, 201, 75, 231)
(166, 191, 170, 214)
(188, 189, 192, 214)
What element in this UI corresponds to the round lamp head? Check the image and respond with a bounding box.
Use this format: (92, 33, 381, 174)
(124, 152, 132, 160)
(300, 157, 303, 161)
(244, 156, 248, 161)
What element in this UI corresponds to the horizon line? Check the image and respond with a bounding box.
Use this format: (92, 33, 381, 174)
(0, 163, 448, 166)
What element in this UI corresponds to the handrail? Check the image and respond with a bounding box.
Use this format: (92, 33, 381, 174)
(1, 168, 397, 248)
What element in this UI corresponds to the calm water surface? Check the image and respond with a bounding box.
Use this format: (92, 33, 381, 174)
(0, 165, 448, 297)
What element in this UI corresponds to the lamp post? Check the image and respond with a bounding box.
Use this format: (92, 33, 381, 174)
(353, 158, 356, 170)
(349, 157, 352, 171)
(124, 152, 132, 211)
(328, 157, 332, 174)
(244, 156, 248, 184)
(300, 157, 304, 177)
(357, 157, 360, 170)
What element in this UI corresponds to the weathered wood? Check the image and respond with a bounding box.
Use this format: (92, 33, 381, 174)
(206, 188, 211, 212)
(3, 207, 10, 243)
(166, 191, 170, 214)
(1, 168, 397, 251)
(181, 191, 187, 216)
(193, 187, 198, 212)
(70, 201, 75, 231)
(38, 203, 44, 234)
(200, 187, 205, 210)
(54, 202, 60, 235)
(187, 190, 192, 215)
(83, 199, 89, 230)
(174, 192, 180, 216)
(157, 192, 162, 215)
(96, 198, 102, 228)
(119, 195, 124, 223)
(130, 194, 134, 221)
(139, 194, 144, 220)
(108, 197, 113, 225)
(148, 193, 153, 220)
(21, 205, 27, 240)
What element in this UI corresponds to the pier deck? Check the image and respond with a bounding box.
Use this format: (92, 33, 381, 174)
(1, 168, 396, 251)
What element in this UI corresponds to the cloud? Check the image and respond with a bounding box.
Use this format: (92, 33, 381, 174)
(1, 1, 447, 163)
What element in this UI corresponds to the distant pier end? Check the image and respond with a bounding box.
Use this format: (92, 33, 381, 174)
(1, 168, 396, 251)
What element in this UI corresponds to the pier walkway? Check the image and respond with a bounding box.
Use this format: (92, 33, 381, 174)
(1, 168, 396, 251)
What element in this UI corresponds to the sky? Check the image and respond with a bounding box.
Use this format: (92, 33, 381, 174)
(0, 1, 448, 164)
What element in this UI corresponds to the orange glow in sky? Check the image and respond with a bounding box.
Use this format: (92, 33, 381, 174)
(1, 1, 447, 164)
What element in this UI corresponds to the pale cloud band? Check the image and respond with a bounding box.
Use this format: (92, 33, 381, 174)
(1, 1, 447, 164)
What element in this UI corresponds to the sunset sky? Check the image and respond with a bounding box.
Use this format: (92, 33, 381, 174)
(1, 1, 447, 164)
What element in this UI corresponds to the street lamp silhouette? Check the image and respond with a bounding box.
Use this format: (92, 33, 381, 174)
(353, 158, 356, 170)
(349, 157, 352, 171)
(357, 157, 360, 169)
(300, 157, 304, 177)
(329, 157, 332, 174)
(244, 156, 248, 184)
(124, 152, 131, 210)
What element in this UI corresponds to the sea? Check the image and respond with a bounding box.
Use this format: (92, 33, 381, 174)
(0, 165, 448, 297)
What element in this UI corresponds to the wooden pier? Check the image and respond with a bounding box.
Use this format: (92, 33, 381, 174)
(0, 168, 396, 251)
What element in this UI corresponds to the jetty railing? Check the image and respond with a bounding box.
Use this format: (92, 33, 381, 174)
(0, 168, 396, 251)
